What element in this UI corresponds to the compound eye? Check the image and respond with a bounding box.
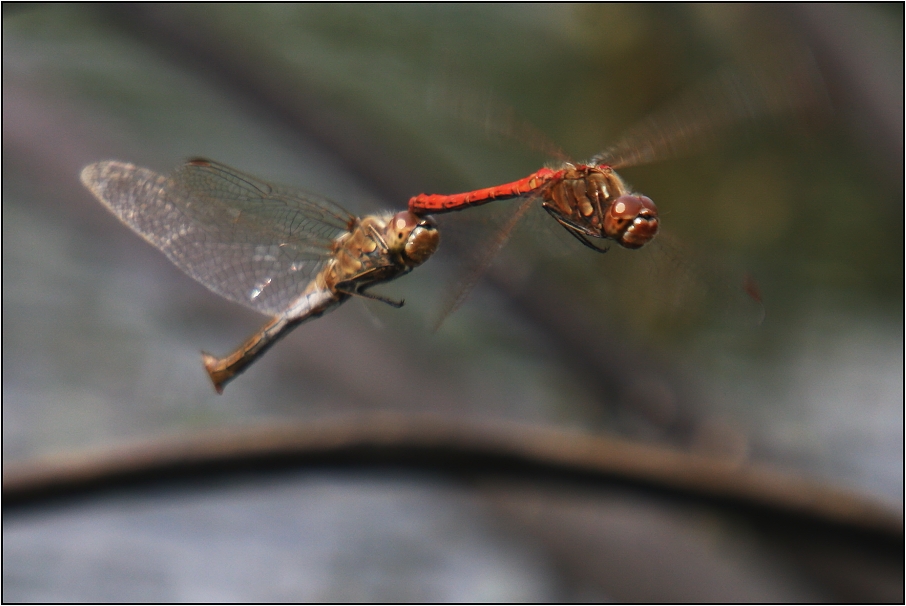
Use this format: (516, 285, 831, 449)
(611, 195, 645, 219)
(604, 195, 659, 248)
(404, 217, 440, 265)
(391, 211, 419, 239)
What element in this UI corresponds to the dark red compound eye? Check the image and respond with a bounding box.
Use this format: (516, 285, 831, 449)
(606, 195, 659, 249)
(611, 195, 644, 219)
(612, 195, 657, 219)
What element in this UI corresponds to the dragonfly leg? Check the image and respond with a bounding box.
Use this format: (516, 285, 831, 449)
(570, 230, 611, 253)
(541, 204, 611, 253)
(335, 271, 405, 308)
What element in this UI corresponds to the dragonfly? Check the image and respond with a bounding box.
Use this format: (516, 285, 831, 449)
(411, 161, 659, 253)
(81, 159, 439, 393)
(409, 60, 826, 321)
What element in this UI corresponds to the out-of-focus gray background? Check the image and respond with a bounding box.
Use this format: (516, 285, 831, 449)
(3, 4, 902, 602)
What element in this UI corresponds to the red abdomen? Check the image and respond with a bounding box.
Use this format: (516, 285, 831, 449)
(409, 168, 560, 213)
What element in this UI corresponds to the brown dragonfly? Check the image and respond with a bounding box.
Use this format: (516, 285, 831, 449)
(81, 159, 439, 393)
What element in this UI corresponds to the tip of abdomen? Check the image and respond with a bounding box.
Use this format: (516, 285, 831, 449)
(201, 352, 227, 394)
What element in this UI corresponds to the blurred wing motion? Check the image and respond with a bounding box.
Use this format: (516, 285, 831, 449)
(592, 51, 830, 168)
(80, 159, 354, 317)
(425, 73, 571, 162)
(431, 197, 535, 331)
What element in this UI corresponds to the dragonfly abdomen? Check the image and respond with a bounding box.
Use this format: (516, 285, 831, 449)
(409, 168, 559, 213)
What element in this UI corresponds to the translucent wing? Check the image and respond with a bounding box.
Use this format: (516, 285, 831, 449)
(81, 159, 356, 316)
(433, 196, 535, 330)
(593, 51, 829, 169)
(425, 74, 571, 162)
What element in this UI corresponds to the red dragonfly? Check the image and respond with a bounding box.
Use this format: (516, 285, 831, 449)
(411, 162, 659, 253)
(409, 62, 825, 319)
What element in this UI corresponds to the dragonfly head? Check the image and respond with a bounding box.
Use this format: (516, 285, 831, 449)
(389, 211, 440, 266)
(604, 194, 659, 249)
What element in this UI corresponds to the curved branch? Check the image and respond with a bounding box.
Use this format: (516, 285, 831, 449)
(4, 412, 900, 539)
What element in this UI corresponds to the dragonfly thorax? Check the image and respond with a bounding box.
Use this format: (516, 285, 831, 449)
(325, 212, 439, 295)
(541, 164, 659, 251)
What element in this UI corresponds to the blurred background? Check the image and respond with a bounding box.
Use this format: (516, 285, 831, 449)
(3, 4, 902, 602)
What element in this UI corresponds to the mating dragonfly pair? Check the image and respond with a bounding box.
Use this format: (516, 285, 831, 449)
(81, 153, 652, 393)
(81, 61, 822, 392)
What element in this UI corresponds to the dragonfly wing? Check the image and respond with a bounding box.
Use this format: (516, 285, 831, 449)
(592, 48, 828, 169)
(433, 196, 535, 330)
(81, 160, 355, 316)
